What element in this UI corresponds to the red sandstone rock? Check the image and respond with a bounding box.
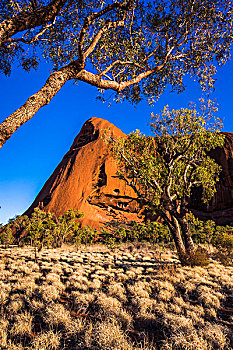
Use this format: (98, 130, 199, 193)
(191, 132, 233, 225)
(25, 119, 233, 226)
(25, 118, 140, 228)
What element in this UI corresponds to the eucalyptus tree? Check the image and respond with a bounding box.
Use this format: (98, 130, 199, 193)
(109, 101, 225, 263)
(0, 0, 232, 148)
(26, 208, 55, 261)
(53, 208, 83, 247)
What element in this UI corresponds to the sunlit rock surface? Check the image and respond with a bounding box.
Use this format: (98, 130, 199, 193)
(26, 120, 233, 226)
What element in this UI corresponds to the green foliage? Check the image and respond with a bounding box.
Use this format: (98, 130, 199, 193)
(213, 227, 233, 255)
(187, 213, 216, 244)
(0, 214, 29, 248)
(1, 1, 233, 103)
(22, 208, 83, 249)
(101, 221, 171, 247)
(187, 213, 233, 265)
(129, 221, 171, 244)
(99, 226, 119, 248)
(25, 208, 55, 250)
(0, 223, 14, 247)
(10, 214, 29, 232)
(179, 246, 209, 267)
(111, 101, 224, 211)
(187, 212, 233, 253)
(109, 101, 224, 260)
(54, 209, 84, 247)
(73, 225, 99, 247)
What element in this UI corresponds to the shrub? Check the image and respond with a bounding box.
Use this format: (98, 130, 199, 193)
(179, 247, 209, 267)
(24, 208, 55, 250)
(101, 221, 171, 246)
(187, 214, 233, 264)
(187, 213, 216, 244)
(53, 209, 84, 247)
(17, 208, 84, 249)
(213, 227, 233, 255)
(131, 221, 171, 244)
(74, 225, 99, 246)
(0, 224, 14, 247)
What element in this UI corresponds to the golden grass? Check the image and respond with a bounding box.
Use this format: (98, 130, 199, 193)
(0, 245, 232, 349)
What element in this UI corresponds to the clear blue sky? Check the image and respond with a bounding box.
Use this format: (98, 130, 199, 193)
(0, 59, 233, 224)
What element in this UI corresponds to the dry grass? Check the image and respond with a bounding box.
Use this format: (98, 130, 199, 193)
(0, 244, 232, 349)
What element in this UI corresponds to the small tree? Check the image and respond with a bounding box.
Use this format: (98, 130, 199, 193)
(0, 223, 14, 247)
(74, 225, 99, 247)
(54, 209, 83, 247)
(26, 208, 55, 260)
(109, 101, 225, 264)
(213, 226, 233, 257)
(8, 214, 29, 245)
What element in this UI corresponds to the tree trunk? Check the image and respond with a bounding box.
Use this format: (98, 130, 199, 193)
(177, 215, 195, 254)
(0, 64, 80, 148)
(34, 246, 37, 263)
(165, 211, 196, 265)
(165, 215, 186, 257)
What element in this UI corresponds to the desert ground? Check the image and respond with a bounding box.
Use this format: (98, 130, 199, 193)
(0, 244, 232, 350)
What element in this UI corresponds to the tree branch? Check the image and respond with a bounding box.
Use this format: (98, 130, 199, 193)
(84, 20, 125, 59)
(78, 1, 132, 64)
(99, 59, 145, 78)
(0, 62, 81, 148)
(3, 21, 55, 45)
(0, 0, 68, 46)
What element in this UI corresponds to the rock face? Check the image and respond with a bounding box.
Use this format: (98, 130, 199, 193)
(25, 118, 140, 228)
(26, 119, 233, 226)
(191, 132, 233, 225)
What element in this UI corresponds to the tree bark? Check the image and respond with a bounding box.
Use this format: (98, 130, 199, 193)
(164, 209, 196, 264)
(165, 214, 186, 257)
(177, 215, 195, 254)
(0, 0, 67, 46)
(0, 63, 80, 148)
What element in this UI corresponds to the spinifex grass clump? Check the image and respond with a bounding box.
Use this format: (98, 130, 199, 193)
(0, 245, 232, 349)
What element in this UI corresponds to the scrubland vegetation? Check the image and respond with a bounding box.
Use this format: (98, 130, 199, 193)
(0, 243, 232, 350)
(1, 208, 233, 266)
(1, 208, 233, 349)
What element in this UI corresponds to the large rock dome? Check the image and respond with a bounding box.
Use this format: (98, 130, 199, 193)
(26, 119, 233, 226)
(25, 118, 140, 228)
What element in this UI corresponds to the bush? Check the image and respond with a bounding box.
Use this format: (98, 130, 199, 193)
(179, 246, 209, 267)
(100, 221, 171, 246)
(53, 209, 84, 247)
(24, 208, 55, 250)
(0, 224, 14, 247)
(213, 227, 233, 255)
(17, 208, 84, 249)
(211, 227, 233, 265)
(130, 221, 171, 244)
(73, 225, 99, 246)
(187, 213, 216, 244)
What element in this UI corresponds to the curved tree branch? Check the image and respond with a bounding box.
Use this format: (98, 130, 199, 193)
(0, 62, 81, 148)
(0, 0, 68, 46)
(78, 1, 132, 63)
(0, 53, 171, 149)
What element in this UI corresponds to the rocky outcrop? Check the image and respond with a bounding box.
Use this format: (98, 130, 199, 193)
(191, 132, 233, 225)
(25, 119, 233, 226)
(25, 118, 140, 228)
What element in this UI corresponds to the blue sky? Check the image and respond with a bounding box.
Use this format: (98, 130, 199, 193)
(0, 59, 233, 224)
